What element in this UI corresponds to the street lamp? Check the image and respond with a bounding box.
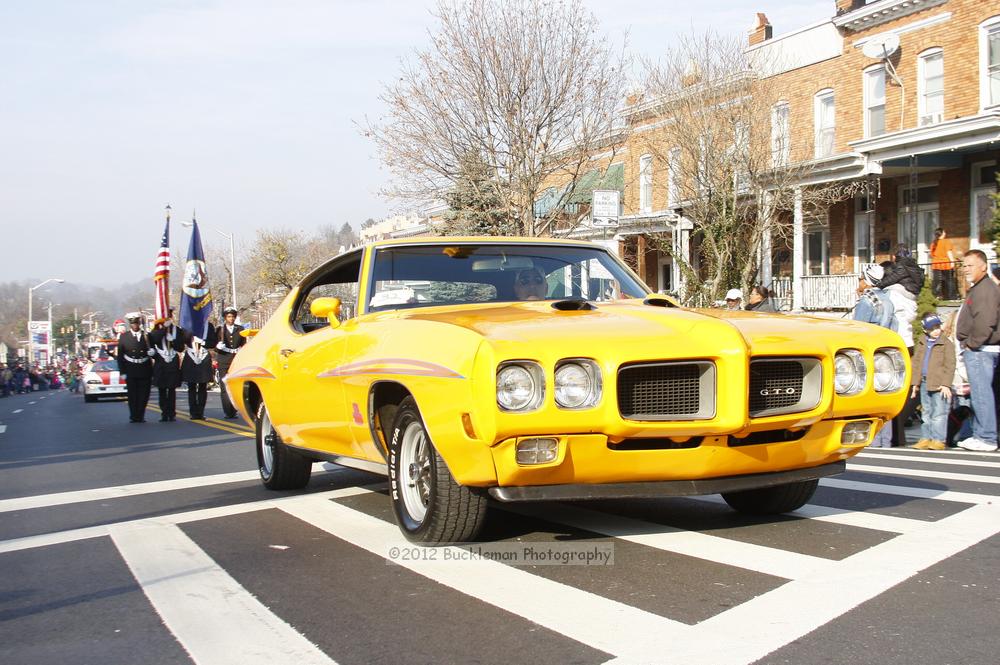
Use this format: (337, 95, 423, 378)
(27, 278, 64, 365)
(182, 220, 237, 312)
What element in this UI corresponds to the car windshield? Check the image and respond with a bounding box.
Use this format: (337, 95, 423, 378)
(91, 361, 116, 372)
(368, 243, 648, 311)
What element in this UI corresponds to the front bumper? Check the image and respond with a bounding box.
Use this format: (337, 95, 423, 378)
(484, 417, 880, 489)
(84, 385, 127, 396)
(488, 460, 845, 501)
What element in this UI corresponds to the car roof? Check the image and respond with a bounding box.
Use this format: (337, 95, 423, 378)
(367, 236, 603, 250)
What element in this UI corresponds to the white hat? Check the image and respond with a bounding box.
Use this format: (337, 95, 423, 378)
(862, 264, 884, 286)
(725, 288, 743, 301)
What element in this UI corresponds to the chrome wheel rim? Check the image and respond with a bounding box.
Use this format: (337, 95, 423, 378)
(399, 420, 432, 524)
(259, 407, 275, 477)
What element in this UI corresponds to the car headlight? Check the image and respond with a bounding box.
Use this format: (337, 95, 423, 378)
(554, 360, 602, 409)
(834, 349, 866, 395)
(496, 362, 544, 412)
(873, 348, 906, 392)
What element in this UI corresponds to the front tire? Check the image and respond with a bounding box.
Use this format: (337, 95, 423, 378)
(255, 401, 312, 490)
(84, 394, 96, 403)
(388, 397, 487, 544)
(721, 479, 818, 514)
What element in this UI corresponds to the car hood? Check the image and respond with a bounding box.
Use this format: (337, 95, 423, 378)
(399, 300, 899, 355)
(402, 300, 718, 346)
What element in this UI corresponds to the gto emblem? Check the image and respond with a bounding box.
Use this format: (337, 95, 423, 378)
(760, 387, 797, 396)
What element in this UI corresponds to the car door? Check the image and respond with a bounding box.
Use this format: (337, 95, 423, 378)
(274, 250, 363, 457)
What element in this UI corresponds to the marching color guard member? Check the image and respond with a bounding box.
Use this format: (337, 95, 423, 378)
(149, 309, 185, 421)
(116, 313, 153, 423)
(214, 307, 246, 419)
(181, 325, 217, 420)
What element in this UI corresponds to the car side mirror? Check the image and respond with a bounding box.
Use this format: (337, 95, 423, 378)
(310, 297, 342, 329)
(239, 328, 259, 338)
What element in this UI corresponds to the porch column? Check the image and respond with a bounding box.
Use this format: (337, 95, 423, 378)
(792, 187, 804, 311)
(637, 234, 647, 285)
(760, 190, 773, 287)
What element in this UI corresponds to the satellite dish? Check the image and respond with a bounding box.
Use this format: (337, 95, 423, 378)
(862, 33, 900, 60)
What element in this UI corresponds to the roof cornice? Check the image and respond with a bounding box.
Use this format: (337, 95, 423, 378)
(833, 0, 948, 33)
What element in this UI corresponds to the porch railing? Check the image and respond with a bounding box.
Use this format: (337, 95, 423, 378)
(800, 274, 860, 310)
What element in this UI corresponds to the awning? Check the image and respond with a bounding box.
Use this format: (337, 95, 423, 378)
(535, 163, 626, 215)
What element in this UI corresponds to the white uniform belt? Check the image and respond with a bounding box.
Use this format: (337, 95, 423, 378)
(124, 355, 150, 363)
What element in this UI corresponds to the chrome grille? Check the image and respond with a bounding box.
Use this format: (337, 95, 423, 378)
(748, 358, 822, 418)
(617, 361, 715, 421)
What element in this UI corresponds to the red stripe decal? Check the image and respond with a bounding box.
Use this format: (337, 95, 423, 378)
(318, 358, 463, 379)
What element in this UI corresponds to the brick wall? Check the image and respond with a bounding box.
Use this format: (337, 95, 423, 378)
(772, 0, 998, 159)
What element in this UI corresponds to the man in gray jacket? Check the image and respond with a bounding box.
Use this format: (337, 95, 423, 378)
(956, 249, 1000, 451)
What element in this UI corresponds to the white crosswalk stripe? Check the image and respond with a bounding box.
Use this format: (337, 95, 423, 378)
(691, 494, 928, 534)
(855, 451, 1000, 469)
(5, 454, 1000, 664)
(111, 522, 337, 665)
(502, 502, 832, 579)
(280, 496, 689, 659)
(848, 462, 1000, 485)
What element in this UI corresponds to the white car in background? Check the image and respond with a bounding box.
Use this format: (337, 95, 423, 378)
(83, 359, 127, 402)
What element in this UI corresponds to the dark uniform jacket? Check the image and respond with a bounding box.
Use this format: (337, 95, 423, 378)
(213, 323, 246, 373)
(181, 327, 218, 384)
(149, 325, 185, 388)
(957, 276, 1000, 351)
(116, 329, 153, 379)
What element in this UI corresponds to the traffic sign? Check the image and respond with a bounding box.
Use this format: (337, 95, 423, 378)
(592, 190, 620, 227)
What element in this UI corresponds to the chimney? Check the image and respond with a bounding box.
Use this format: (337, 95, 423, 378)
(835, 0, 865, 14)
(682, 59, 703, 87)
(749, 13, 772, 46)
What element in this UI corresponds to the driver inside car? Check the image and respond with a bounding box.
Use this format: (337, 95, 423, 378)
(513, 268, 548, 301)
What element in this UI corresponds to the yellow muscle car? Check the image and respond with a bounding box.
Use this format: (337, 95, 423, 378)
(225, 237, 909, 544)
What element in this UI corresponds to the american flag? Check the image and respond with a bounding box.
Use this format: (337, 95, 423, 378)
(154, 209, 171, 321)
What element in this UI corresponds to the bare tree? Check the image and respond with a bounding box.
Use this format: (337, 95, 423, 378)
(366, 0, 629, 236)
(637, 32, 863, 304)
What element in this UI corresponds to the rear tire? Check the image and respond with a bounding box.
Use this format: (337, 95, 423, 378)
(722, 479, 818, 514)
(388, 397, 487, 544)
(255, 401, 312, 490)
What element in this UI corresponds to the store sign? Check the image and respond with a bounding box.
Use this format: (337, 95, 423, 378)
(29, 321, 50, 346)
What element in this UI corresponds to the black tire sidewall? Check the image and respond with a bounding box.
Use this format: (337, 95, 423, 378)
(388, 398, 438, 536)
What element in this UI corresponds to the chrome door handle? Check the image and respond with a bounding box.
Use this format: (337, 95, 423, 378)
(280, 348, 296, 357)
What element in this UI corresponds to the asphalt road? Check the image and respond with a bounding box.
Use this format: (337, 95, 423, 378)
(1, 388, 998, 665)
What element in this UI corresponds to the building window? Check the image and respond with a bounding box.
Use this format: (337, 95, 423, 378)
(863, 66, 886, 137)
(918, 49, 944, 126)
(971, 160, 998, 251)
(805, 223, 830, 276)
(897, 183, 940, 264)
(814, 90, 835, 158)
(639, 154, 653, 213)
(667, 147, 681, 207)
(981, 17, 1000, 109)
(771, 102, 790, 167)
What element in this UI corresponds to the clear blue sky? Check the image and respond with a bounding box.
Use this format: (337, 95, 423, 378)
(0, 0, 831, 285)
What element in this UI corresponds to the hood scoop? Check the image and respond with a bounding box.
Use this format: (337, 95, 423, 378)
(550, 298, 597, 311)
(643, 295, 679, 308)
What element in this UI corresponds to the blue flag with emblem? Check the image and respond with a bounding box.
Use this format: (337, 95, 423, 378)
(179, 218, 214, 339)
